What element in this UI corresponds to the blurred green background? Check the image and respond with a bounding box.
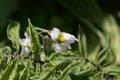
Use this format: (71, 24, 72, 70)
(0, 0, 119, 33)
(0, 0, 120, 62)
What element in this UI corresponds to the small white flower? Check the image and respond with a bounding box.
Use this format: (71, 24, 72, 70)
(20, 32, 32, 53)
(49, 28, 78, 52)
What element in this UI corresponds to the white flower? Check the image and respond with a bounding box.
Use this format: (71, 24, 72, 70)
(20, 32, 32, 53)
(49, 28, 78, 52)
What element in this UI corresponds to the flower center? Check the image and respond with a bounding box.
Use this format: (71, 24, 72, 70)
(57, 33, 65, 42)
(27, 43, 32, 49)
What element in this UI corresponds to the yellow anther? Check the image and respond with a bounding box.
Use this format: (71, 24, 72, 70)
(58, 33, 65, 42)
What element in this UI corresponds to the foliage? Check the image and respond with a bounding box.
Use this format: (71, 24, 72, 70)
(0, 19, 120, 80)
(0, 0, 120, 80)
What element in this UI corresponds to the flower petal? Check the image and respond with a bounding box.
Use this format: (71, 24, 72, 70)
(20, 39, 28, 46)
(63, 43, 71, 49)
(24, 32, 29, 39)
(25, 47, 31, 53)
(53, 43, 71, 52)
(63, 33, 78, 43)
(49, 28, 60, 40)
(20, 32, 31, 46)
(20, 32, 32, 53)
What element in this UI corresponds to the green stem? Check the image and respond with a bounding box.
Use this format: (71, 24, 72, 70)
(35, 27, 49, 33)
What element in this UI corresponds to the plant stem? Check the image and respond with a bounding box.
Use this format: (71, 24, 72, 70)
(35, 27, 49, 33)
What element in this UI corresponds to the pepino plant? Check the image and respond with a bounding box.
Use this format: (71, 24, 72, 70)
(0, 19, 120, 80)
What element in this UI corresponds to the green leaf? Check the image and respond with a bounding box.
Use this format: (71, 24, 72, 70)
(1, 59, 17, 80)
(37, 62, 62, 80)
(78, 26, 87, 58)
(0, 46, 12, 78)
(1, 46, 12, 64)
(0, 46, 11, 55)
(103, 64, 120, 75)
(48, 51, 80, 66)
(0, 46, 11, 67)
(7, 20, 20, 52)
(71, 68, 92, 80)
(70, 62, 96, 80)
(28, 19, 41, 60)
(38, 67, 56, 80)
(8, 60, 18, 80)
(96, 44, 116, 67)
(13, 60, 25, 80)
(56, 61, 81, 80)
(19, 62, 30, 80)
